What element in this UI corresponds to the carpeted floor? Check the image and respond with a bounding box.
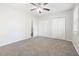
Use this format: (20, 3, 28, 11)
(0, 36, 78, 56)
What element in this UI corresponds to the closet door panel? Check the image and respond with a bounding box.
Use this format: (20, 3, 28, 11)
(51, 17, 65, 39)
(37, 19, 50, 37)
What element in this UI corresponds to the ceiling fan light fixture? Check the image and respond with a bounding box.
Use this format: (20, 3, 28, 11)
(37, 8, 43, 13)
(30, 3, 50, 14)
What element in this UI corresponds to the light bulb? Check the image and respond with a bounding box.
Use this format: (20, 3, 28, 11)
(37, 8, 43, 13)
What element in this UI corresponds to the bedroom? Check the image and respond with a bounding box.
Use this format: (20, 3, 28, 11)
(0, 3, 79, 56)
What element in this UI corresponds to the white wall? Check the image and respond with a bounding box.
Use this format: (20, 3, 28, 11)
(72, 4, 79, 54)
(0, 3, 73, 46)
(0, 4, 33, 46)
(34, 10, 73, 41)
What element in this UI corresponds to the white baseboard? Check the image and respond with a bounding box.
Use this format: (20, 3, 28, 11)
(0, 36, 31, 47)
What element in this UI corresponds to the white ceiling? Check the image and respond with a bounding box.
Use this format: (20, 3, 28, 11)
(27, 3, 75, 14)
(0, 3, 75, 13)
(47, 3, 75, 12)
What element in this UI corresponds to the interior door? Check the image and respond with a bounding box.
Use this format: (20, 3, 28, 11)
(37, 19, 50, 37)
(51, 17, 65, 39)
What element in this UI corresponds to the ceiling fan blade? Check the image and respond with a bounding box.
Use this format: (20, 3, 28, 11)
(43, 8, 50, 11)
(30, 8, 37, 11)
(43, 3, 48, 5)
(30, 3, 38, 6)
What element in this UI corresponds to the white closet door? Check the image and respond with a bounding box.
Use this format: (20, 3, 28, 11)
(51, 17, 65, 39)
(37, 19, 50, 37)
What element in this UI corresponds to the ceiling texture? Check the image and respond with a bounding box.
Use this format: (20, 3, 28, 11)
(47, 3, 74, 12)
(0, 3, 75, 14)
(28, 3, 75, 14)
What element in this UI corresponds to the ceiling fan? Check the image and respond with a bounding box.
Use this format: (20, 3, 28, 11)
(30, 3, 50, 13)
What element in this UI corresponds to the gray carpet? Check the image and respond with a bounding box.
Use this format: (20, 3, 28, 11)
(0, 36, 78, 56)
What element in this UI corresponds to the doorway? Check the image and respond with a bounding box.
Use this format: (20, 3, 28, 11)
(33, 17, 65, 40)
